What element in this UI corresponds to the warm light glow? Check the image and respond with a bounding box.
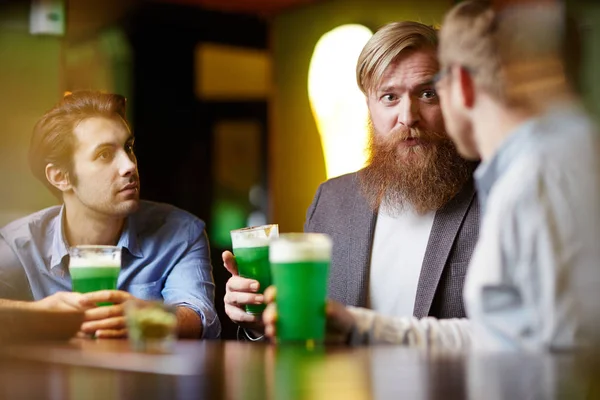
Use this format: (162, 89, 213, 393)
(308, 24, 373, 179)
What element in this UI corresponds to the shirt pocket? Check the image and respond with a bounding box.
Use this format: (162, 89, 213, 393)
(448, 261, 470, 277)
(127, 280, 163, 301)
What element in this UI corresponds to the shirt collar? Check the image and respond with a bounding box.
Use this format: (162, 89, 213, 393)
(474, 118, 538, 213)
(50, 205, 144, 270)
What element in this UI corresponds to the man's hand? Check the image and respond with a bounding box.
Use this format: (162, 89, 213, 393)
(32, 291, 89, 312)
(222, 251, 265, 331)
(262, 286, 355, 343)
(80, 290, 135, 338)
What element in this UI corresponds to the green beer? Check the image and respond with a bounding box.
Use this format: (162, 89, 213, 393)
(69, 245, 121, 306)
(270, 233, 332, 344)
(231, 224, 279, 314)
(70, 266, 120, 293)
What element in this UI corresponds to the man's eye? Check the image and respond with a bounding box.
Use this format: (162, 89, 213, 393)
(98, 151, 112, 160)
(125, 144, 134, 153)
(381, 94, 397, 103)
(421, 89, 438, 100)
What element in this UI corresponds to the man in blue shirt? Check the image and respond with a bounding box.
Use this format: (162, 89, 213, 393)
(0, 91, 220, 339)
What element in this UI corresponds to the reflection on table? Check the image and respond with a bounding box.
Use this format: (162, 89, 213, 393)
(0, 339, 597, 399)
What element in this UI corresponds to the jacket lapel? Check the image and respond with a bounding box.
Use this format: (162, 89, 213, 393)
(343, 197, 377, 307)
(413, 180, 476, 318)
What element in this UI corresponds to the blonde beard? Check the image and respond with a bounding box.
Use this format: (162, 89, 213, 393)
(359, 121, 474, 215)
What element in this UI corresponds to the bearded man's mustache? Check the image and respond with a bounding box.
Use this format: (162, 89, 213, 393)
(359, 120, 475, 215)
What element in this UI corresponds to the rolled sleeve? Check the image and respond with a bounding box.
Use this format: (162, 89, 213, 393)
(161, 220, 221, 339)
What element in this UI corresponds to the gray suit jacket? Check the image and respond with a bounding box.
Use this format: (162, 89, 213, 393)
(304, 171, 480, 319)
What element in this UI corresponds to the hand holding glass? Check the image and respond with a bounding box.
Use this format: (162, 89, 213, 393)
(230, 224, 279, 314)
(68, 245, 121, 306)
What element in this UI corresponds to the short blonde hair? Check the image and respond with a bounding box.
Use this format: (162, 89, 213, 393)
(356, 21, 438, 95)
(439, 1, 504, 100)
(440, 0, 568, 108)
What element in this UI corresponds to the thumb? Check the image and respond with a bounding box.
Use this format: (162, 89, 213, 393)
(326, 300, 355, 337)
(222, 251, 239, 276)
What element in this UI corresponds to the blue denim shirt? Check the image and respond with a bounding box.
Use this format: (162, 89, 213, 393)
(0, 200, 220, 339)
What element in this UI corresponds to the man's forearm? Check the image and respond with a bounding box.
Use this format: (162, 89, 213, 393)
(347, 306, 472, 350)
(0, 299, 34, 309)
(176, 306, 203, 338)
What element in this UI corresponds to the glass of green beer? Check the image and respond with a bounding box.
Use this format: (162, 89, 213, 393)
(125, 300, 177, 353)
(269, 233, 332, 344)
(230, 224, 279, 314)
(68, 245, 121, 306)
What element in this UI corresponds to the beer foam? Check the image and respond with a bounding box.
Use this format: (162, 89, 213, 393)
(269, 234, 332, 263)
(69, 254, 121, 268)
(231, 225, 279, 249)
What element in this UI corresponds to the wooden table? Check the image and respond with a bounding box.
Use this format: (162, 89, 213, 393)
(0, 339, 595, 399)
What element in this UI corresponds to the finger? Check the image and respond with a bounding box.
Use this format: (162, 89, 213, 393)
(57, 292, 89, 310)
(263, 286, 277, 303)
(83, 304, 124, 321)
(264, 310, 276, 340)
(325, 300, 336, 316)
(264, 324, 275, 339)
(75, 331, 90, 339)
(225, 304, 259, 324)
(82, 290, 132, 305)
(81, 316, 126, 333)
(222, 251, 239, 276)
(325, 300, 355, 335)
(224, 292, 264, 307)
(262, 303, 277, 340)
(226, 276, 259, 292)
(94, 329, 128, 339)
(263, 303, 277, 324)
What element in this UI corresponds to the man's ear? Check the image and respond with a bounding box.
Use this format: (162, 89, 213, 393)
(458, 66, 476, 110)
(45, 163, 72, 193)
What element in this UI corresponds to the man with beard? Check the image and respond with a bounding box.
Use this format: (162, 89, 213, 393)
(223, 21, 479, 341)
(0, 91, 220, 339)
(262, 1, 600, 351)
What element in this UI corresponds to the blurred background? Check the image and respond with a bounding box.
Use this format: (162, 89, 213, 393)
(0, 0, 598, 338)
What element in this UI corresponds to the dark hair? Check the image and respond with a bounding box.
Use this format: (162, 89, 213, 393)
(28, 91, 128, 197)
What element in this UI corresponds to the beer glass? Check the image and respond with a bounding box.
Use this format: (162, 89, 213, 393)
(125, 300, 177, 353)
(230, 224, 279, 314)
(270, 233, 332, 344)
(69, 245, 121, 306)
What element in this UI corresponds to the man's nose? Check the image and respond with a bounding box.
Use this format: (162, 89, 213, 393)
(397, 95, 420, 128)
(119, 152, 137, 177)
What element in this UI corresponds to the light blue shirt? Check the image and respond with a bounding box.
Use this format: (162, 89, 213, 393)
(0, 200, 220, 339)
(347, 103, 600, 351)
(466, 103, 600, 351)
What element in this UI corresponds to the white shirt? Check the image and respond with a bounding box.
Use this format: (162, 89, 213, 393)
(349, 104, 600, 351)
(369, 206, 435, 317)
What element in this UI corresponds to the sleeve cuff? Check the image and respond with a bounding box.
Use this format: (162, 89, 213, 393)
(171, 301, 221, 339)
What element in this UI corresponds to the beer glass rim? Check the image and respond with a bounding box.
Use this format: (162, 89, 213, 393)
(230, 224, 278, 234)
(70, 245, 121, 249)
(269, 233, 332, 263)
(68, 245, 121, 256)
(273, 232, 331, 244)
